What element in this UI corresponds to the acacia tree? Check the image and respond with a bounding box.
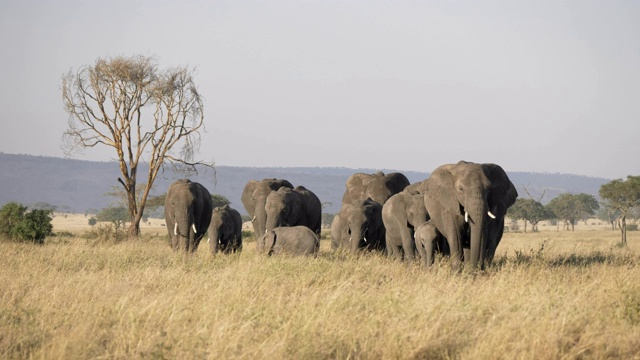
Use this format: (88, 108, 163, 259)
(62, 55, 213, 238)
(547, 193, 599, 231)
(507, 198, 550, 232)
(599, 176, 640, 246)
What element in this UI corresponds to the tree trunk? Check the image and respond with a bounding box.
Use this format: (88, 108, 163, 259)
(620, 215, 627, 247)
(524, 220, 527, 233)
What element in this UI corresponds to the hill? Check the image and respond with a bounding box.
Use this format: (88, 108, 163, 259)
(0, 153, 611, 215)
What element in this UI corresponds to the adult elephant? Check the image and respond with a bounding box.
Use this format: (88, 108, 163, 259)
(164, 179, 213, 254)
(423, 161, 517, 270)
(208, 205, 243, 254)
(264, 186, 322, 235)
(341, 171, 410, 205)
(241, 178, 293, 239)
(332, 198, 385, 253)
(382, 190, 429, 264)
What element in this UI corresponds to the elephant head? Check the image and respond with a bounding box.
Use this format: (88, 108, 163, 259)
(264, 187, 299, 233)
(164, 179, 213, 253)
(241, 178, 293, 238)
(343, 198, 385, 253)
(424, 161, 517, 270)
(264, 186, 322, 235)
(342, 172, 410, 205)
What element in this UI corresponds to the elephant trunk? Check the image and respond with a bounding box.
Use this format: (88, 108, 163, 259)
(467, 199, 487, 270)
(209, 225, 220, 254)
(350, 225, 367, 253)
(265, 212, 283, 235)
(254, 203, 268, 237)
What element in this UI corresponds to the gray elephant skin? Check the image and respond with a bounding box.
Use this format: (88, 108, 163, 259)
(382, 190, 429, 264)
(208, 205, 243, 254)
(241, 178, 293, 239)
(341, 171, 410, 205)
(264, 185, 322, 236)
(164, 179, 213, 253)
(414, 221, 451, 267)
(423, 161, 517, 270)
(331, 198, 385, 253)
(260, 226, 320, 256)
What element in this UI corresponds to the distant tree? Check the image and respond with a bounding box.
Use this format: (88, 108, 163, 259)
(96, 206, 129, 236)
(0, 202, 53, 243)
(62, 55, 213, 239)
(599, 176, 640, 246)
(30, 202, 57, 212)
(88, 217, 98, 227)
(547, 193, 599, 231)
(507, 198, 550, 232)
(211, 194, 231, 208)
(597, 203, 620, 231)
(322, 213, 336, 228)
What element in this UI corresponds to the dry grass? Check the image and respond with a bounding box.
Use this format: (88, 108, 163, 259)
(2, 219, 640, 359)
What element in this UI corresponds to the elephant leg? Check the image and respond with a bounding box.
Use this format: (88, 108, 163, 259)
(385, 234, 399, 259)
(400, 228, 416, 265)
(443, 219, 464, 270)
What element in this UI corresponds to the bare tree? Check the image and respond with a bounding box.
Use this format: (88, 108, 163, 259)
(62, 55, 213, 238)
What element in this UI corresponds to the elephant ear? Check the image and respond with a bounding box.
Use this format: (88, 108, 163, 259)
(425, 165, 460, 216)
(483, 163, 518, 217)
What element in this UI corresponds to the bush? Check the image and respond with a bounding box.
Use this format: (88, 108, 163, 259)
(0, 202, 53, 243)
(627, 224, 638, 231)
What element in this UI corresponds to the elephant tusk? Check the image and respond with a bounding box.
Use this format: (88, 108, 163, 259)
(465, 212, 469, 223)
(251, 216, 256, 223)
(363, 237, 367, 243)
(207, 238, 210, 243)
(192, 224, 197, 234)
(488, 211, 496, 219)
(174, 223, 178, 236)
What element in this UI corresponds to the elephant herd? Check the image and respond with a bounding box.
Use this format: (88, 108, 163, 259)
(163, 161, 518, 270)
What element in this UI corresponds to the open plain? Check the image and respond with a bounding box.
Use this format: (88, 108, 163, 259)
(1, 215, 639, 359)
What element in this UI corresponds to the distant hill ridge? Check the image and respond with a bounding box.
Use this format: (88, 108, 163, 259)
(0, 153, 611, 214)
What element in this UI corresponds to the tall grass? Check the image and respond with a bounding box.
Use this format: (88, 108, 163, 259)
(1, 230, 639, 359)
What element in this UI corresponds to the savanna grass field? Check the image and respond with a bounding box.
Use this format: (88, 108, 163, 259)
(2, 214, 640, 359)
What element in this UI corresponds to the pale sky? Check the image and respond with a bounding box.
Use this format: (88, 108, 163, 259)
(1, 0, 639, 179)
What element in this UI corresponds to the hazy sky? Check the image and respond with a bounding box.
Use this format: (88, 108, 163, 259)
(1, 1, 639, 179)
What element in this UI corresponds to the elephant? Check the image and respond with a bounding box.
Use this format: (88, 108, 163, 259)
(423, 161, 517, 270)
(208, 204, 243, 254)
(414, 221, 451, 267)
(259, 226, 320, 256)
(331, 198, 385, 253)
(341, 171, 410, 206)
(164, 179, 213, 254)
(264, 185, 322, 236)
(241, 178, 293, 240)
(382, 190, 430, 264)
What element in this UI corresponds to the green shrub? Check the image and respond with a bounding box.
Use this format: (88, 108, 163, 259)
(0, 202, 53, 243)
(627, 224, 638, 231)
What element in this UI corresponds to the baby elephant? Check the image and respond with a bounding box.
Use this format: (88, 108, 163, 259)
(208, 205, 243, 254)
(414, 221, 450, 267)
(260, 226, 320, 256)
